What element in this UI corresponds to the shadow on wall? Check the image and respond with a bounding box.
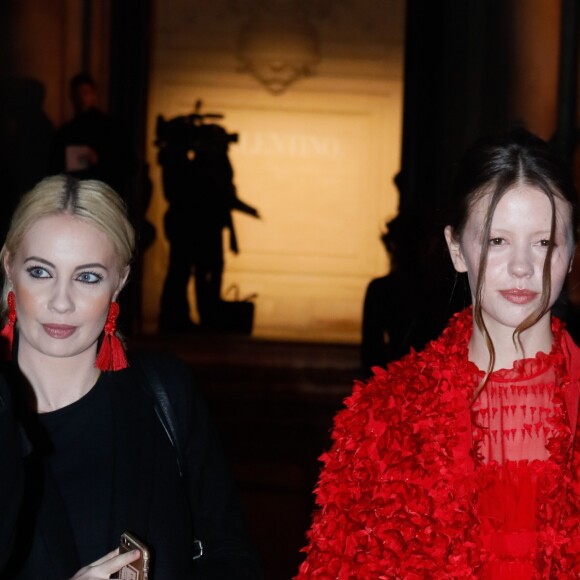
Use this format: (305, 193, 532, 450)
(360, 206, 471, 375)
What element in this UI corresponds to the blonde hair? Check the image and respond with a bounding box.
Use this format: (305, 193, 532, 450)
(0, 175, 135, 319)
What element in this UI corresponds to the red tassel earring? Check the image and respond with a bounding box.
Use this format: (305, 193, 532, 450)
(95, 301, 128, 371)
(0, 291, 16, 360)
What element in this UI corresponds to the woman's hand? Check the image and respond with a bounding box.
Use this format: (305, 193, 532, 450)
(70, 548, 141, 579)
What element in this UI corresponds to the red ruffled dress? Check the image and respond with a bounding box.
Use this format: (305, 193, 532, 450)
(471, 346, 573, 578)
(297, 309, 580, 579)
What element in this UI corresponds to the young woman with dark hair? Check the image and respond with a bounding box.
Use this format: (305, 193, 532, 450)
(297, 129, 580, 578)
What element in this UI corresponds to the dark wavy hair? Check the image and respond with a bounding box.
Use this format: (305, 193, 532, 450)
(446, 127, 579, 402)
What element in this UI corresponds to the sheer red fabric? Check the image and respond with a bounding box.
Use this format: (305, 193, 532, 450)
(471, 351, 567, 578)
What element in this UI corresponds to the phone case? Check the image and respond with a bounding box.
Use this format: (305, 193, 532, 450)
(113, 532, 150, 580)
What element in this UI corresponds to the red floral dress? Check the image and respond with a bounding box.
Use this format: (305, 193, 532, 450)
(296, 309, 580, 579)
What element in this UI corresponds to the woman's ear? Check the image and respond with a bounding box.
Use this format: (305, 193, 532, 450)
(2, 252, 12, 285)
(113, 266, 130, 302)
(444, 226, 468, 273)
(569, 248, 576, 274)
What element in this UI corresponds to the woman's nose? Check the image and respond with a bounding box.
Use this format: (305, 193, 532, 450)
(508, 247, 534, 279)
(48, 283, 75, 313)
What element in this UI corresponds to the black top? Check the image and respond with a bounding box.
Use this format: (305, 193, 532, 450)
(4, 353, 263, 579)
(36, 375, 113, 566)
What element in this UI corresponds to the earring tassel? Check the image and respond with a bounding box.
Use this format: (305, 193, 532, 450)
(95, 332, 128, 371)
(0, 291, 16, 361)
(95, 301, 128, 371)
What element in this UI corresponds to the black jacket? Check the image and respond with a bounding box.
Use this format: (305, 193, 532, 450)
(0, 375, 23, 574)
(4, 354, 261, 579)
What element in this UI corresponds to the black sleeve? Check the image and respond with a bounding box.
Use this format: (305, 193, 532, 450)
(0, 374, 23, 573)
(156, 356, 263, 579)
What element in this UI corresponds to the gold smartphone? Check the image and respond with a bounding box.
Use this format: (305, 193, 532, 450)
(112, 532, 151, 580)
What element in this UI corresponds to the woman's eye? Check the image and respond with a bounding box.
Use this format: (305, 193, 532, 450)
(489, 237, 505, 246)
(26, 266, 50, 279)
(539, 239, 551, 247)
(77, 271, 103, 284)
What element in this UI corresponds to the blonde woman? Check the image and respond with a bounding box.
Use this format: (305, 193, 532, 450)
(2, 175, 261, 579)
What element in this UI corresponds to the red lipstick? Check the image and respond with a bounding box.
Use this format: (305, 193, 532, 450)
(499, 289, 538, 304)
(43, 324, 76, 339)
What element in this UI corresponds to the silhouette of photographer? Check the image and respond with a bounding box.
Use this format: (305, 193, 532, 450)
(157, 103, 260, 332)
(49, 73, 132, 201)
